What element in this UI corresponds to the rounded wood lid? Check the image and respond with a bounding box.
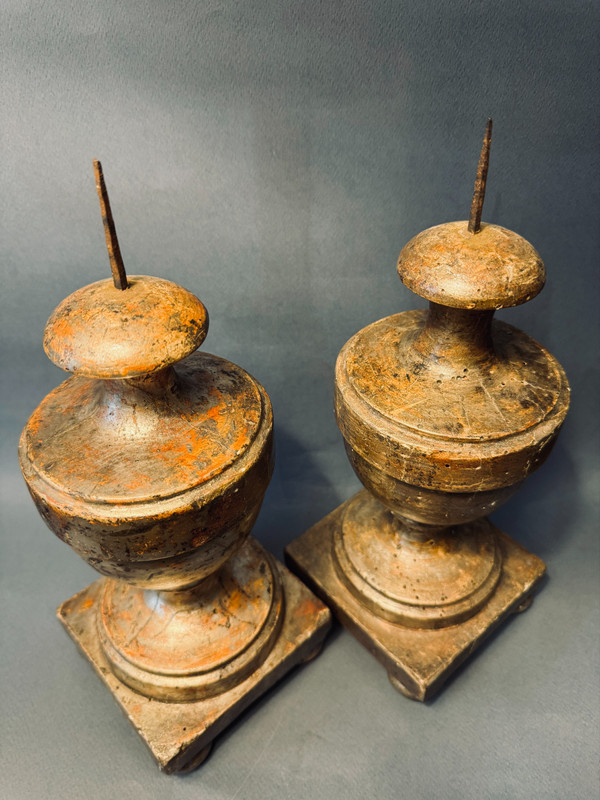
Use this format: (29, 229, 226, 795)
(43, 275, 209, 378)
(397, 221, 545, 310)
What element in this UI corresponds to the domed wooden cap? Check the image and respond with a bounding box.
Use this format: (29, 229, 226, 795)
(44, 275, 208, 378)
(43, 159, 209, 378)
(397, 220, 545, 309)
(397, 119, 545, 310)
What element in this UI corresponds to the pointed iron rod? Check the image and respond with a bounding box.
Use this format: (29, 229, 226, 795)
(93, 159, 128, 289)
(468, 118, 493, 234)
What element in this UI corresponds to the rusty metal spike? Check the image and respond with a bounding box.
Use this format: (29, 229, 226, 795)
(93, 159, 128, 289)
(468, 118, 493, 234)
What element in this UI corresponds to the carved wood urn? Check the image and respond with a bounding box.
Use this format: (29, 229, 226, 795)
(18, 161, 330, 772)
(286, 121, 570, 700)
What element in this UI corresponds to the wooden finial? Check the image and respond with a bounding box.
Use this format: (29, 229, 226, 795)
(468, 118, 493, 234)
(93, 159, 128, 290)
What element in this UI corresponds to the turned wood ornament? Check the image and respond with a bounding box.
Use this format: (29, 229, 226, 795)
(19, 162, 330, 771)
(286, 121, 570, 699)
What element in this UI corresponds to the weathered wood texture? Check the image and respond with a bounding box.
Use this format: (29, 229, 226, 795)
(43, 275, 209, 378)
(21, 352, 272, 589)
(59, 541, 331, 773)
(286, 492, 545, 701)
(18, 162, 331, 770)
(286, 125, 570, 697)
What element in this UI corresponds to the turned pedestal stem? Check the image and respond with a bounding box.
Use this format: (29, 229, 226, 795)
(412, 303, 495, 366)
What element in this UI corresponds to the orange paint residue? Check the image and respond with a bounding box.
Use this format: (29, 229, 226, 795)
(295, 598, 324, 618)
(47, 316, 76, 341)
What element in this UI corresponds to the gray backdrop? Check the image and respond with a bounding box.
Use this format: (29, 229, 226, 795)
(1, 2, 598, 798)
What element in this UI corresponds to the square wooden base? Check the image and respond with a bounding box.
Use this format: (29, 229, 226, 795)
(285, 492, 545, 702)
(58, 539, 331, 773)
